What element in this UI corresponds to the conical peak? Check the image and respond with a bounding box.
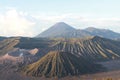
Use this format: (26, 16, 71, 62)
(22, 50, 102, 78)
(55, 22, 67, 25)
(53, 22, 75, 29)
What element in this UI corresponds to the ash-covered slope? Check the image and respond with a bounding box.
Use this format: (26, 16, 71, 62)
(0, 37, 19, 56)
(49, 36, 120, 61)
(1, 36, 120, 61)
(22, 51, 103, 78)
(0, 37, 51, 56)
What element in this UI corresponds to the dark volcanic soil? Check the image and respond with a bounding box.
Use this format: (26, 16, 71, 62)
(1, 59, 120, 80)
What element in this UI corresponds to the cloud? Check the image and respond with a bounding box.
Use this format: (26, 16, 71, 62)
(0, 9, 120, 37)
(0, 9, 36, 37)
(32, 13, 120, 33)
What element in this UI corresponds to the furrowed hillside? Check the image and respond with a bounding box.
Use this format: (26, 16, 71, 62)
(22, 51, 103, 78)
(0, 36, 120, 61)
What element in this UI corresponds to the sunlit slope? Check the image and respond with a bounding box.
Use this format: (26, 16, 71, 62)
(0, 38, 19, 56)
(49, 36, 120, 60)
(0, 37, 51, 56)
(0, 36, 120, 61)
(22, 51, 102, 77)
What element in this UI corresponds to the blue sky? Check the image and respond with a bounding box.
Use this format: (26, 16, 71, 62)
(0, 0, 120, 36)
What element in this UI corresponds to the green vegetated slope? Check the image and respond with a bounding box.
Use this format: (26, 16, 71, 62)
(22, 51, 103, 78)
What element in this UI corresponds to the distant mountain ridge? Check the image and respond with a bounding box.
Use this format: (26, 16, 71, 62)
(37, 22, 120, 39)
(0, 36, 7, 41)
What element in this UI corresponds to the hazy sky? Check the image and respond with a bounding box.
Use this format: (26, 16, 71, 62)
(0, 0, 120, 37)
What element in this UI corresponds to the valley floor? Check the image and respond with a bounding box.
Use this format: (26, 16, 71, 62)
(1, 59, 120, 80)
(80, 70, 120, 80)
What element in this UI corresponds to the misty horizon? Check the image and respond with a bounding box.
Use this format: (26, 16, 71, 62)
(0, 0, 120, 37)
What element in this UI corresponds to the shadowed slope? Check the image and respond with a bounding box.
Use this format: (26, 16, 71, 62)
(22, 51, 103, 78)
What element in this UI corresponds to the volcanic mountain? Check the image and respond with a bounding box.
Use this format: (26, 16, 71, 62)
(1, 36, 120, 61)
(22, 51, 103, 78)
(37, 22, 76, 38)
(85, 27, 120, 39)
(49, 36, 120, 61)
(37, 22, 120, 39)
